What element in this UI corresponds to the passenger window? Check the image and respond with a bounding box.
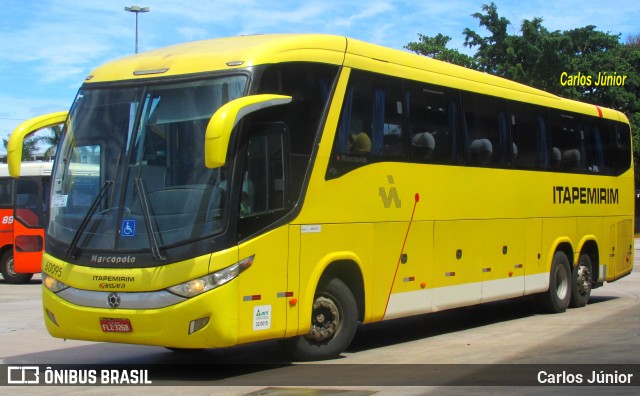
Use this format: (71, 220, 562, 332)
(612, 123, 632, 175)
(337, 71, 405, 156)
(509, 102, 547, 170)
(328, 70, 406, 178)
(462, 93, 509, 167)
(584, 120, 607, 174)
(406, 84, 462, 164)
(598, 121, 632, 176)
(549, 112, 585, 172)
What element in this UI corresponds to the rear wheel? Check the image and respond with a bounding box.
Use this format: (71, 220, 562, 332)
(281, 278, 358, 361)
(535, 251, 571, 313)
(569, 253, 593, 308)
(0, 251, 33, 284)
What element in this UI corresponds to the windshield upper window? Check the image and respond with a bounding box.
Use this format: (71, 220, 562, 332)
(49, 75, 247, 257)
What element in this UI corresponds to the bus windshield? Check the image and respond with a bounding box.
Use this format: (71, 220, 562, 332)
(49, 75, 247, 259)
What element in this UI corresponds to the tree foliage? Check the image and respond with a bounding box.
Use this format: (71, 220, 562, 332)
(405, 2, 640, 171)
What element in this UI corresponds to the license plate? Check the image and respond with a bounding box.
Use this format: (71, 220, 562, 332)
(100, 318, 132, 333)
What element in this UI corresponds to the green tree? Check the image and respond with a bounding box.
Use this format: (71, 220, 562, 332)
(40, 125, 62, 160)
(404, 33, 477, 69)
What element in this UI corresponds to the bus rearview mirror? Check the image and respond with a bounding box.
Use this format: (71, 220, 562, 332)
(8, 111, 68, 177)
(205, 94, 292, 168)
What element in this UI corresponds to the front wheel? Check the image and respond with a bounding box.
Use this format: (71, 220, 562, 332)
(535, 251, 571, 313)
(569, 253, 593, 308)
(281, 278, 358, 361)
(0, 251, 34, 284)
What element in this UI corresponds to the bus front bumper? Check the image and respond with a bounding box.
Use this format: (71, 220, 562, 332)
(42, 283, 239, 349)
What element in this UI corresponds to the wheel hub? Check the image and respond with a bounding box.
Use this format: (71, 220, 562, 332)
(576, 265, 592, 296)
(306, 296, 340, 342)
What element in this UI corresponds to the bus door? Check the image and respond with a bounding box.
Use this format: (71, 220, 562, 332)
(236, 122, 292, 342)
(12, 177, 47, 273)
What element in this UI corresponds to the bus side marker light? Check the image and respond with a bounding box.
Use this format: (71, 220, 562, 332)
(508, 272, 513, 277)
(288, 298, 297, 306)
(189, 316, 210, 334)
(45, 308, 59, 327)
(420, 282, 426, 288)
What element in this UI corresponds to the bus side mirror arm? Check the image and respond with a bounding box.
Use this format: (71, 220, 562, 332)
(205, 94, 292, 168)
(7, 111, 68, 177)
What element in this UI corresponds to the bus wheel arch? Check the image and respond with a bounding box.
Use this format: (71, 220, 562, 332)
(282, 259, 364, 360)
(316, 260, 365, 322)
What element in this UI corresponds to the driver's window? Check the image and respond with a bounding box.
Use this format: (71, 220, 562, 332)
(241, 123, 286, 218)
(237, 122, 288, 239)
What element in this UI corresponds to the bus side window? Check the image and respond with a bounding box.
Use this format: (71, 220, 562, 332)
(334, 71, 405, 158)
(611, 122, 632, 175)
(584, 121, 606, 174)
(15, 178, 43, 228)
(549, 112, 586, 172)
(462, 93, 509, 167)
(0, 179, 13, 208)
(406, 84, 461, 164)
(509, 102, 544, 170)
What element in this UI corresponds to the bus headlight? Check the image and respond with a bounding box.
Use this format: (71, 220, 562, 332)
(42, 272, 70, 293)
(167, 255, 254, 298)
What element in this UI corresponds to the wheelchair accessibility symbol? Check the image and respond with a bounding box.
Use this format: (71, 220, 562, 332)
(121, 219, 136, 237)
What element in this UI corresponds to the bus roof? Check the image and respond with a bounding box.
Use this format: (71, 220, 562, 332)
(0, 161, 53, 178)
(84, 34, 627, 123)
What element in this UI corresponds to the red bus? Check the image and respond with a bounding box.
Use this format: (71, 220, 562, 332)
(0, 161, 53, 283)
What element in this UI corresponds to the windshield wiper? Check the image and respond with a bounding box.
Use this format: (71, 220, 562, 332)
(65, 180, 114, 260)
(134, 177, 166, 262)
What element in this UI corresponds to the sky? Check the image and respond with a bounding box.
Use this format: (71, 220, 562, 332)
(1, 0, 638, 153)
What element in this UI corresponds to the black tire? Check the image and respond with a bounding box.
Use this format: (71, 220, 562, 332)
(0, 250, 33, 284)
(281, 278, 358, 361)
(569, 253, 593, 308)
(535, 251, 572, 313)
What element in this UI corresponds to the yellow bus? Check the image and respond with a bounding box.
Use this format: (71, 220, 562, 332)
(9, 34, 633, 360)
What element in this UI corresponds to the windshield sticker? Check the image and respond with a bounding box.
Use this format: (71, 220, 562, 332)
(253, 305, 271, 331)
(51, 194, 68, 208)
(121, 219, 136, 237)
